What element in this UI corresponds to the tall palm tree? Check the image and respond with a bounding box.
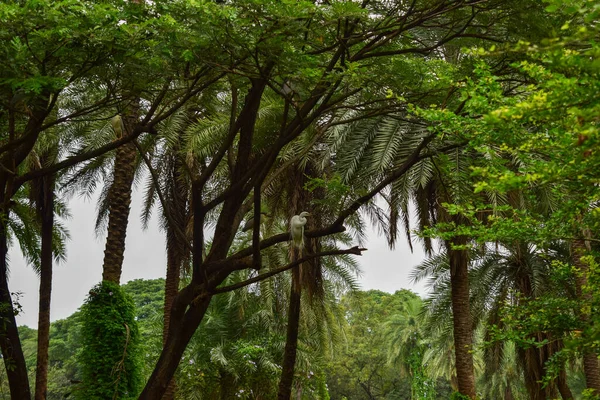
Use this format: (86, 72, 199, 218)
(28, 146, 58, 400)
(413, 242, 576, 399)
(384, 296, 436, 400)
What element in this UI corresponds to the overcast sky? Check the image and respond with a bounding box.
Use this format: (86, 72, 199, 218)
(9, 188, 428, 328)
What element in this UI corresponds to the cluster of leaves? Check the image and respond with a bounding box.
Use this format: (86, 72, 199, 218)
(415, 0, 600, 246)
(325, 290, 452, 400)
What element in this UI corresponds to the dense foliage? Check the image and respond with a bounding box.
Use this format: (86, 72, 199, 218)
(0, 280, 438, 400)
(77, 282, 142, 399)
(1, 0, 600, 398)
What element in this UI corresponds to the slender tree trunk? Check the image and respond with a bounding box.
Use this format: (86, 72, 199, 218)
(34, 176, 54, 400)
(277, 266, 302, 400)
(0, 213, 31, 399)
(161, 255, 179, 400)
(161, 156, 188, 400)
(557, 367, 574, 400)
(572, 239, 600, 392)
(446, 235, 476, 399)
(102, 141, 136, 283)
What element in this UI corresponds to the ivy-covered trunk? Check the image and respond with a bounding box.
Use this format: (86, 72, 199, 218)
(34, 175, 54, 400)
(446, 235, 476, 399)
(78, 282, 142, 398)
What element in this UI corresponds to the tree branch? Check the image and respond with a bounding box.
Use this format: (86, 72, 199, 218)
(212, 246, 367, 295)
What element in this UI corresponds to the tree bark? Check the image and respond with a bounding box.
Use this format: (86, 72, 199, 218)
(572, 239, 600, 393)
(162, 253, 180, 400)
(161, 254, 180, 400)
(139, 289, 212, 399)
(34, 176, 54, 400)
(102, 141, 136, 284)
(277, 266, 302, 400)
(0, 214, 32, 399)
(447, 236, 477, 399)
(557, 367, 574, 400)
(519, 345, 553, 400)
(161, 156, 189, 400)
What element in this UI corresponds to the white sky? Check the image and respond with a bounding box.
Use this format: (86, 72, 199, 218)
(10, 188, 428, 328)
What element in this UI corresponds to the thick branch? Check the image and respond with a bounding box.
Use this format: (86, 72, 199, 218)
(228, 136, 470, 261)
(212, 246, 367, 295)
(226, 224, 347, 261)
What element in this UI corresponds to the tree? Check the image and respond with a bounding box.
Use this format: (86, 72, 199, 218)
(28, 145, 61, 400)
(76, 282, 143, 399)
(413, 243, 576, 399)
(412, 0, 600, 394)
(0, 1, 566, 398)
(384, 296, 436, 400)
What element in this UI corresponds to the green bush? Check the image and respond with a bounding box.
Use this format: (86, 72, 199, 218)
(76, 281, 142, 399)
(450, 392, 473, 400)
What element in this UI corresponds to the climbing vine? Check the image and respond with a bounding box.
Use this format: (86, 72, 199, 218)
(76, 281, 142, 399)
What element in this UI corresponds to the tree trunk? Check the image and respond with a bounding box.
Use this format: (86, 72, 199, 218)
(139, 289, 212, 399)
(446, 236, 477, 399)
(161, 255, 179, 400)
(0, 214, 32, 399)
(519, 345, 552, 400)
(102, 141, 136, 284)
(557, 367, 574, 400)
(277, 266, 302, 400)
(34, 176, 54, 400)
(161, 156, 189, 400)
(572, 239, 600, 392)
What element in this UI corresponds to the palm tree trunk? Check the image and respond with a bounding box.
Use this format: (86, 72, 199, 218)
(557, 367, 574, 399)
(34, 176, 54, 400)
(572, 238, 600, 392)
(0, 211, 31, 399)
(446, 236, 477, 399)
(519, 345, 551, 400)
(162, 252, 179, 400)
(161, 156, 188, 400)
(102, 140, 136, 283)
(277, 266, 302, 400)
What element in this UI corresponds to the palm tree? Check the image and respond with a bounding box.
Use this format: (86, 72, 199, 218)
(413, 242, 576, 399)
(28, 146, 58, 400)
(571, 236, 600, 393)
(336, 115, 479, 397)
(384, 296, 436, 400)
